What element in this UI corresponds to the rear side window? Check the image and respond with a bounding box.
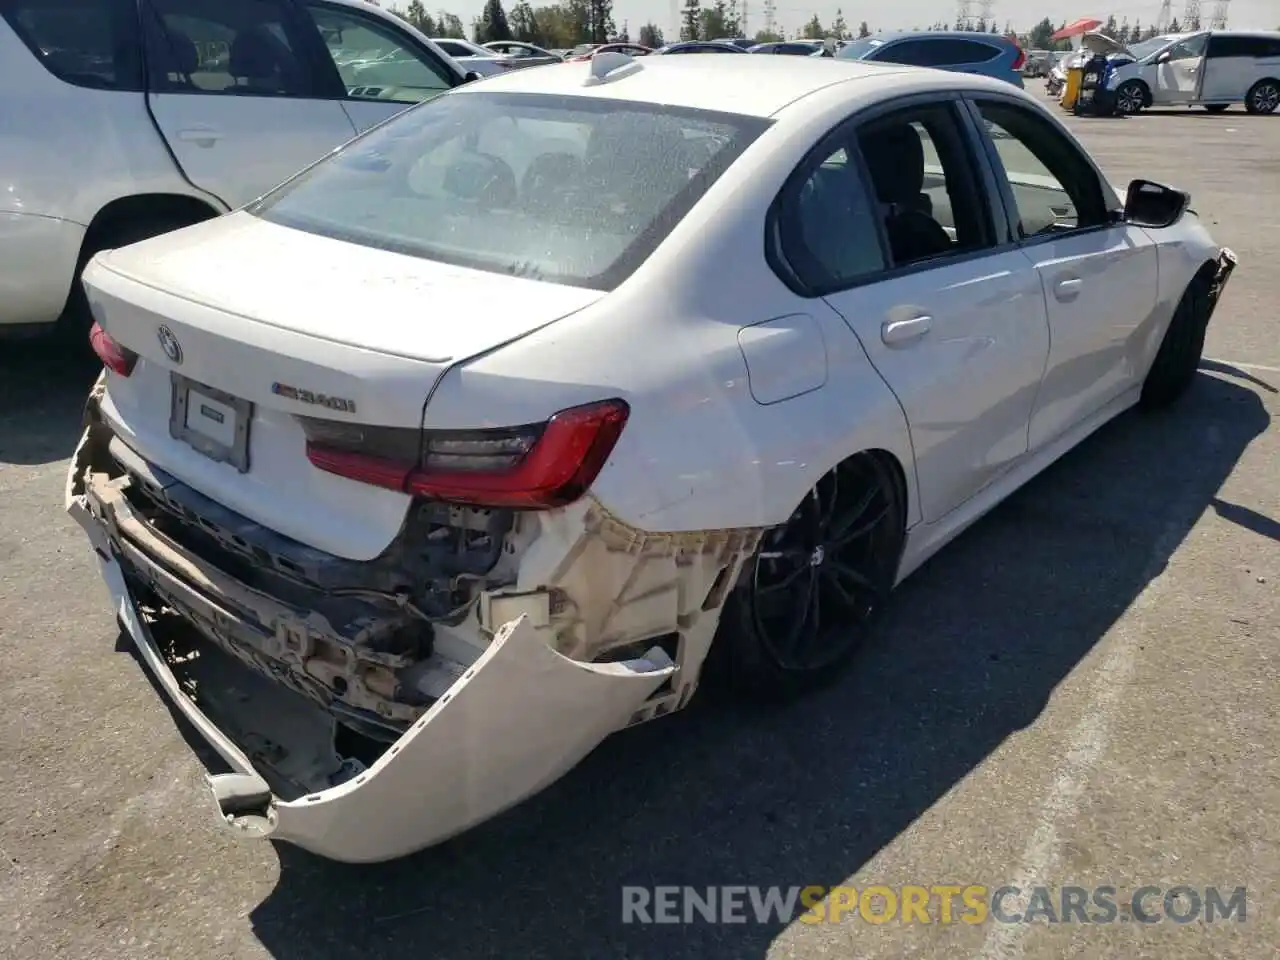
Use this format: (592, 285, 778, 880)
(1, 0, 142, 90)
(143, 0, 319, 97)
(1208, 35, 1280, 58)
(250, 91, 770, 291)
(876, 37, 1001, 67)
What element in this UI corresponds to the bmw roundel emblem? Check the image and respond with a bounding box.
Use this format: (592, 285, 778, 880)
(157, 325, 182, 364)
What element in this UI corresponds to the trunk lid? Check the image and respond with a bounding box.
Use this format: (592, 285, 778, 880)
(83, 213, 603, 560)
(1081, 31, 1131, 57)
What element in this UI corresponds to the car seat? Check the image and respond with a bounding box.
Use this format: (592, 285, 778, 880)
(229, 27, 300, 95)
(859, 123, 953, 264)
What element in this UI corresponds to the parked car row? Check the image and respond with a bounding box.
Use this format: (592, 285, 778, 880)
(1041, 28, 1280, 116)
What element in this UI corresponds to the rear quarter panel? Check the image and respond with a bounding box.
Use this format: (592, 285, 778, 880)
(430, 82, 932, 534)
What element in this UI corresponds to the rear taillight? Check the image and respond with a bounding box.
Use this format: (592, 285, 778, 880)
(89, 320, 137, 377)
(301, 398, 629, 510)
(1010, 46, 1026, 71)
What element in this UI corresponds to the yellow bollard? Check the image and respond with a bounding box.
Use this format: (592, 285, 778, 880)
(1061, 66, 1084, 111)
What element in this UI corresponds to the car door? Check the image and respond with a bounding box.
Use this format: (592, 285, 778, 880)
(1199, 33, 1252, 102)
(966, 96, 1159, 450)
(773, 98, 1050, 523)
(1149, 32, 1208, 104)
(298, 1, 459, 134)
(141, 0, 359, 210)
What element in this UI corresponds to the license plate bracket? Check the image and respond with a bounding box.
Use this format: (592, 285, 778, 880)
(169, 373, 252, 473)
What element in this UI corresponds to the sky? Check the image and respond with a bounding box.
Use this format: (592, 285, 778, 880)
(416, 0, 1277, 43)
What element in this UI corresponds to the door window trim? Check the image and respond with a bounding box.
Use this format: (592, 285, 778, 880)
(961, 93, 1120, 251)
(765, 91, 1014, 299)
(140, 0, 338, 100)
(301, 0, 462, 102)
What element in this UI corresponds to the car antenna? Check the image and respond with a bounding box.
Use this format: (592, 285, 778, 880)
(584, 51, 642, 86)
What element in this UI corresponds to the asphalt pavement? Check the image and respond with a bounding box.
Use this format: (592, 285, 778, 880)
(0, 105, 1277, 960)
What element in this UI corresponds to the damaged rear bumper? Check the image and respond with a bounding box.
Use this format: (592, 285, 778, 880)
(65, 426, 676, 864)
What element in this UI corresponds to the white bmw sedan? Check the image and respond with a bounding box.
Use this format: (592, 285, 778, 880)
(68, 52, 1235, 862)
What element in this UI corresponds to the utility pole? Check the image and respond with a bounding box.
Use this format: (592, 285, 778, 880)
(955, 0, 974, 30)
(741, 0, 748, 37)
(978, 0, 994, 28)
(1208, 0, 1229, 28)
(763, 0, 775, 35)
(1182, 0, 1201, 28)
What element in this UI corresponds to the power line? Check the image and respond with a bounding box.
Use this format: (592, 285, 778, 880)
(954, 0, 973, 29)
(1209, 0, 1229, 28)
(1155, 0, 1173, 31)
(1182, 0, 1201, 27)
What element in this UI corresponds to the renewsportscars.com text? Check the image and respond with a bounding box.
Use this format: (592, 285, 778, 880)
(621, 885, 1247, 925)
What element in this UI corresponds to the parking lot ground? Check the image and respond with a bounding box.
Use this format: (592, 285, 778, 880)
(0, 109, 1277, 960)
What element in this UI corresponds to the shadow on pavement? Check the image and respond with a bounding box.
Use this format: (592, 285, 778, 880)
(155, 371, 1261, 960)
(0, 338, 99, 465)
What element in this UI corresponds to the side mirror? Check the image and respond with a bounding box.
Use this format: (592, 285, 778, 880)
(1155, 50, 1171, 64)
(463, 70, 482, 83)
(1123, 179, 1190, 228)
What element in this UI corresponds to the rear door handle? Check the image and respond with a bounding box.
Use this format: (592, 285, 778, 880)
(1054, 277, 1084, 302)
(881, 315, 932, 345)
(177, 128, 224, 146)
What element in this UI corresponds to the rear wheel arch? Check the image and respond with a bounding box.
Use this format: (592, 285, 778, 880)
(57, 193, 222, 338)
(705, 446, 911, 699)
(1245, 77, 1280, 114)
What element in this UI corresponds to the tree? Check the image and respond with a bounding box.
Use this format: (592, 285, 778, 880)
(680, 0, 700, 40)
(1027, 17, 1054, 50)
(507, 0, 538, 41)
(976, 17, 988, 32)
(800, 13, 823, 39)
(586, 0, 614, 41)
(436, 10, 465, 36)
(395, 0, 436, 33)
(638, 22, 663, 46)
(476, 0, 513, 41)
(830, 8, 847, 39)
(1103, 14, 1117, 37)
(1168, 17, 1181, 32)
(857, 20, 869, 38)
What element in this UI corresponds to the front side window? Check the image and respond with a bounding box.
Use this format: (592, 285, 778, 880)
(434, 39, 479, 58)
(774, 101, 993, 292)
(1166, 34, 1208, 61)
(974, 100, 1108, 237)
(145, 0, 316, 97)
(251, 91, 769, 290)
(303, 2, 454, 104)
(875, 39, 933, 66)
(1, 0, 141, 90)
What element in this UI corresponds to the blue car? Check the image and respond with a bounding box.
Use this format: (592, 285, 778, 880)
(655, 41, 747, 54)
(833, 31, 1026, 87)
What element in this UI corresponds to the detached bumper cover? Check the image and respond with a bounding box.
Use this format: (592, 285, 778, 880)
(66, 427, 675, 863)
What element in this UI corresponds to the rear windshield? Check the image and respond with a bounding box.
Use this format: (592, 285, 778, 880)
(251, 91, 768, 290)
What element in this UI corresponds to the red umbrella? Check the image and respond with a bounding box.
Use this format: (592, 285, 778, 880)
(1051, 17, 1102, 41)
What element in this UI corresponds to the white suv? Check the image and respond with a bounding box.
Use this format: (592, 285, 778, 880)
(1107, 29, 1280, 114)
(0, 0, 471, 340)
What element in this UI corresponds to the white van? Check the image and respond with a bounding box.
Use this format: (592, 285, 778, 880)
(1105, 30, 1280, 114)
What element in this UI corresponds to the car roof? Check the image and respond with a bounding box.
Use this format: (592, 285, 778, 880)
(454, 53, 941, 117)
(875, 30, 1014, 43)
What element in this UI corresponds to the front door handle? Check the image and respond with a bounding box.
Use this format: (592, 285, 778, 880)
(177, 128, 224, 147)
(881, 315, 932, 345)
(1054, 277, 1084, 302)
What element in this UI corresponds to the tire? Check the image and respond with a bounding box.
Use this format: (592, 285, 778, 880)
(1140, 273, 1213, 410)
(1115, 80, 1148, 115)
(1204, 104, 1230, 113)
(57, 213, 201, 349)
(707, 453, 906, 700)
(1244, 79, 1280, 115)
